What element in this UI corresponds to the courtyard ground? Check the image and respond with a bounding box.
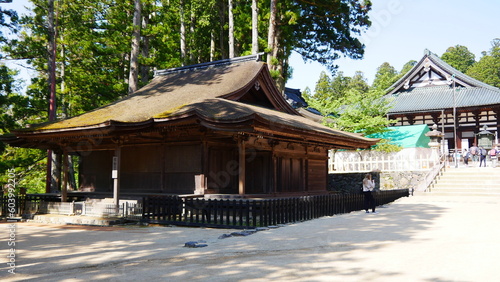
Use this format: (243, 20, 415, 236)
(1, 194, 500, 281)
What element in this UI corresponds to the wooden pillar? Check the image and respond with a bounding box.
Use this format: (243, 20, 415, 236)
(494, 108, 500, 145)
(112, 147, 121, 211)
(52, 153, 62, 193)
(406, 114, 415, 125)
(238, 138, 246, 195)
(61, 150, 68, 202)
(265, 139, 279, 194)
(303, 145, 308, 192)
(473, 110, 481, 134)
(431, 113, 440, 126)
(160, 143, 165, 192)
(200, 140, 209, 194)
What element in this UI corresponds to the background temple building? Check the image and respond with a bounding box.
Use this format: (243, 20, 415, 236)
(385, 50, 500, 152)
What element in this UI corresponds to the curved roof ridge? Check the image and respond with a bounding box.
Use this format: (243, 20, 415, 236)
(426, 52, 500, 91)
(387, 49, 500, 94)
(386, 50, 430, 93)
(154, 53, 264, 76)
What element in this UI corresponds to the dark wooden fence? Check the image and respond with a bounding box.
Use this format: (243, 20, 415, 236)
(142, 189, 409, 229)
(2, 189, 409, 228)
(0, 194, 61, 217)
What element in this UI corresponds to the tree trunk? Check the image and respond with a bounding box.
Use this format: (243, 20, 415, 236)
(228, 0, 234, 58)
(274, 26, 285, 92)
(48, 0, 57, 121)
(128, 0, 141, 94)
(218, 1, 226, 59)
(141, 13, 150, 84)
(190, 9, 195, 63)
(47, 0, 57, 193)
(267, 0, 277, 67)
(210, 31, 215, 61)
(252, 0, 258, 54)
(180, 0, 186, 65)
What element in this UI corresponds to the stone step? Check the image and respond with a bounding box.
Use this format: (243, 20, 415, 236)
(429, 187, 500, 193)
(437, 177, 500, 186)
(420, 191, 500, 197)
(435, 182, 500, 187)
(434, 184, 498, 190)
(429, 167, 500, 196)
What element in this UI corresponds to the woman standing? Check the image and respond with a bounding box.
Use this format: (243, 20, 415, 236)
(362, 173, 377, 213)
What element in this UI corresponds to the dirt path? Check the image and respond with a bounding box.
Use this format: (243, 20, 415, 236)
(2, 195, 500, 281)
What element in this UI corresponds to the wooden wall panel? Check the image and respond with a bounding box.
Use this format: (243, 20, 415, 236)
(164, 144, 202, 193)
(245, 151, 272, 194)
(121, 145, 162, 192)
(307, 159, 327, 191)
(277, 157, 304, 192)
(165, 145, 202, 173)
(207, 146, 238, 194)
(79, 150, 113, 192)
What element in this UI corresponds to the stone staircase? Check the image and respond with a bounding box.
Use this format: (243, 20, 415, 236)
(426, 166, 500, 196)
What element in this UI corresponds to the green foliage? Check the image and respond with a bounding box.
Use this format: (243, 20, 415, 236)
(306, 66, 398, 144)
(330, 88, 395, 135)
(0, 63, 47, 192)
(347, 71, 369, 93)
(330, 71, 351, 100)
(292, 0, 372, 72)
(371, 138, 403, 153)
(0, 6, 19, 44)
(313, 71, 333, 101)
(307, 71, 396, 137)
(0, 146, 47, 194)
(441, 45, 476, 74)
(466, 39, 500, 88)
(392, 60, 417, 83)
(372, 62, 398, 91)
(0, 65, 19, 133)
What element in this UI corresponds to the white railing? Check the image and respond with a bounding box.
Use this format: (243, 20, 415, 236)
(39, 202, 74, 215)
(419, 154, 447, 192)
(38, 201, 142, 219)
(329, 154, 439, 173)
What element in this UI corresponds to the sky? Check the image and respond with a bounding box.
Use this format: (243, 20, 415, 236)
(287, 0, 500, 92)
(2, 0, 500, 93)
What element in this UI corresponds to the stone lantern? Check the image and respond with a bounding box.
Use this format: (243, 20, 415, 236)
(477, 125, 494, 150)
(425, 124, 443, 163)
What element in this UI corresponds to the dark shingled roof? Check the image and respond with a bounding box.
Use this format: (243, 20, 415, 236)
(3, 55, 377, 149)
(387, 86, 500, 113)
(283, 87, 307, 109)
(29, 56, 269, 131)
(386, 50, 500, 114)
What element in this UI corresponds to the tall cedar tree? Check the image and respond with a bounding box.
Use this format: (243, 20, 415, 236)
(441, 45, 476, 74)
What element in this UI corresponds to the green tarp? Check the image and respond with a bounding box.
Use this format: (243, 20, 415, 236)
(368, 124, 430, 148)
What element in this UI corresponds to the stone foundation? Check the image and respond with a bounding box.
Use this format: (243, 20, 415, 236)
(329, 171, 427, 193)
(30, 214, 125, 226)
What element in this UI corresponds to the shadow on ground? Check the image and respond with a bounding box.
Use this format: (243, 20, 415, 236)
(2, 198, 447, 281)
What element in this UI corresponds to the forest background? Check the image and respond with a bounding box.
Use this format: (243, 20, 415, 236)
(0, 0, 499, 193)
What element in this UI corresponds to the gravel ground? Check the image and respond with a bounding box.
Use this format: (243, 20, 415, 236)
(1, 194, 500, 282)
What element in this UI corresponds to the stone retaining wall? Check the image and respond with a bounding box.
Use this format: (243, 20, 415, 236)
(328, 171, 427, 193)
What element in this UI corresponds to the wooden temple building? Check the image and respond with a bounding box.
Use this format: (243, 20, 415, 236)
(2, 55, 377, 200)
(385, 50, 500, 152)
